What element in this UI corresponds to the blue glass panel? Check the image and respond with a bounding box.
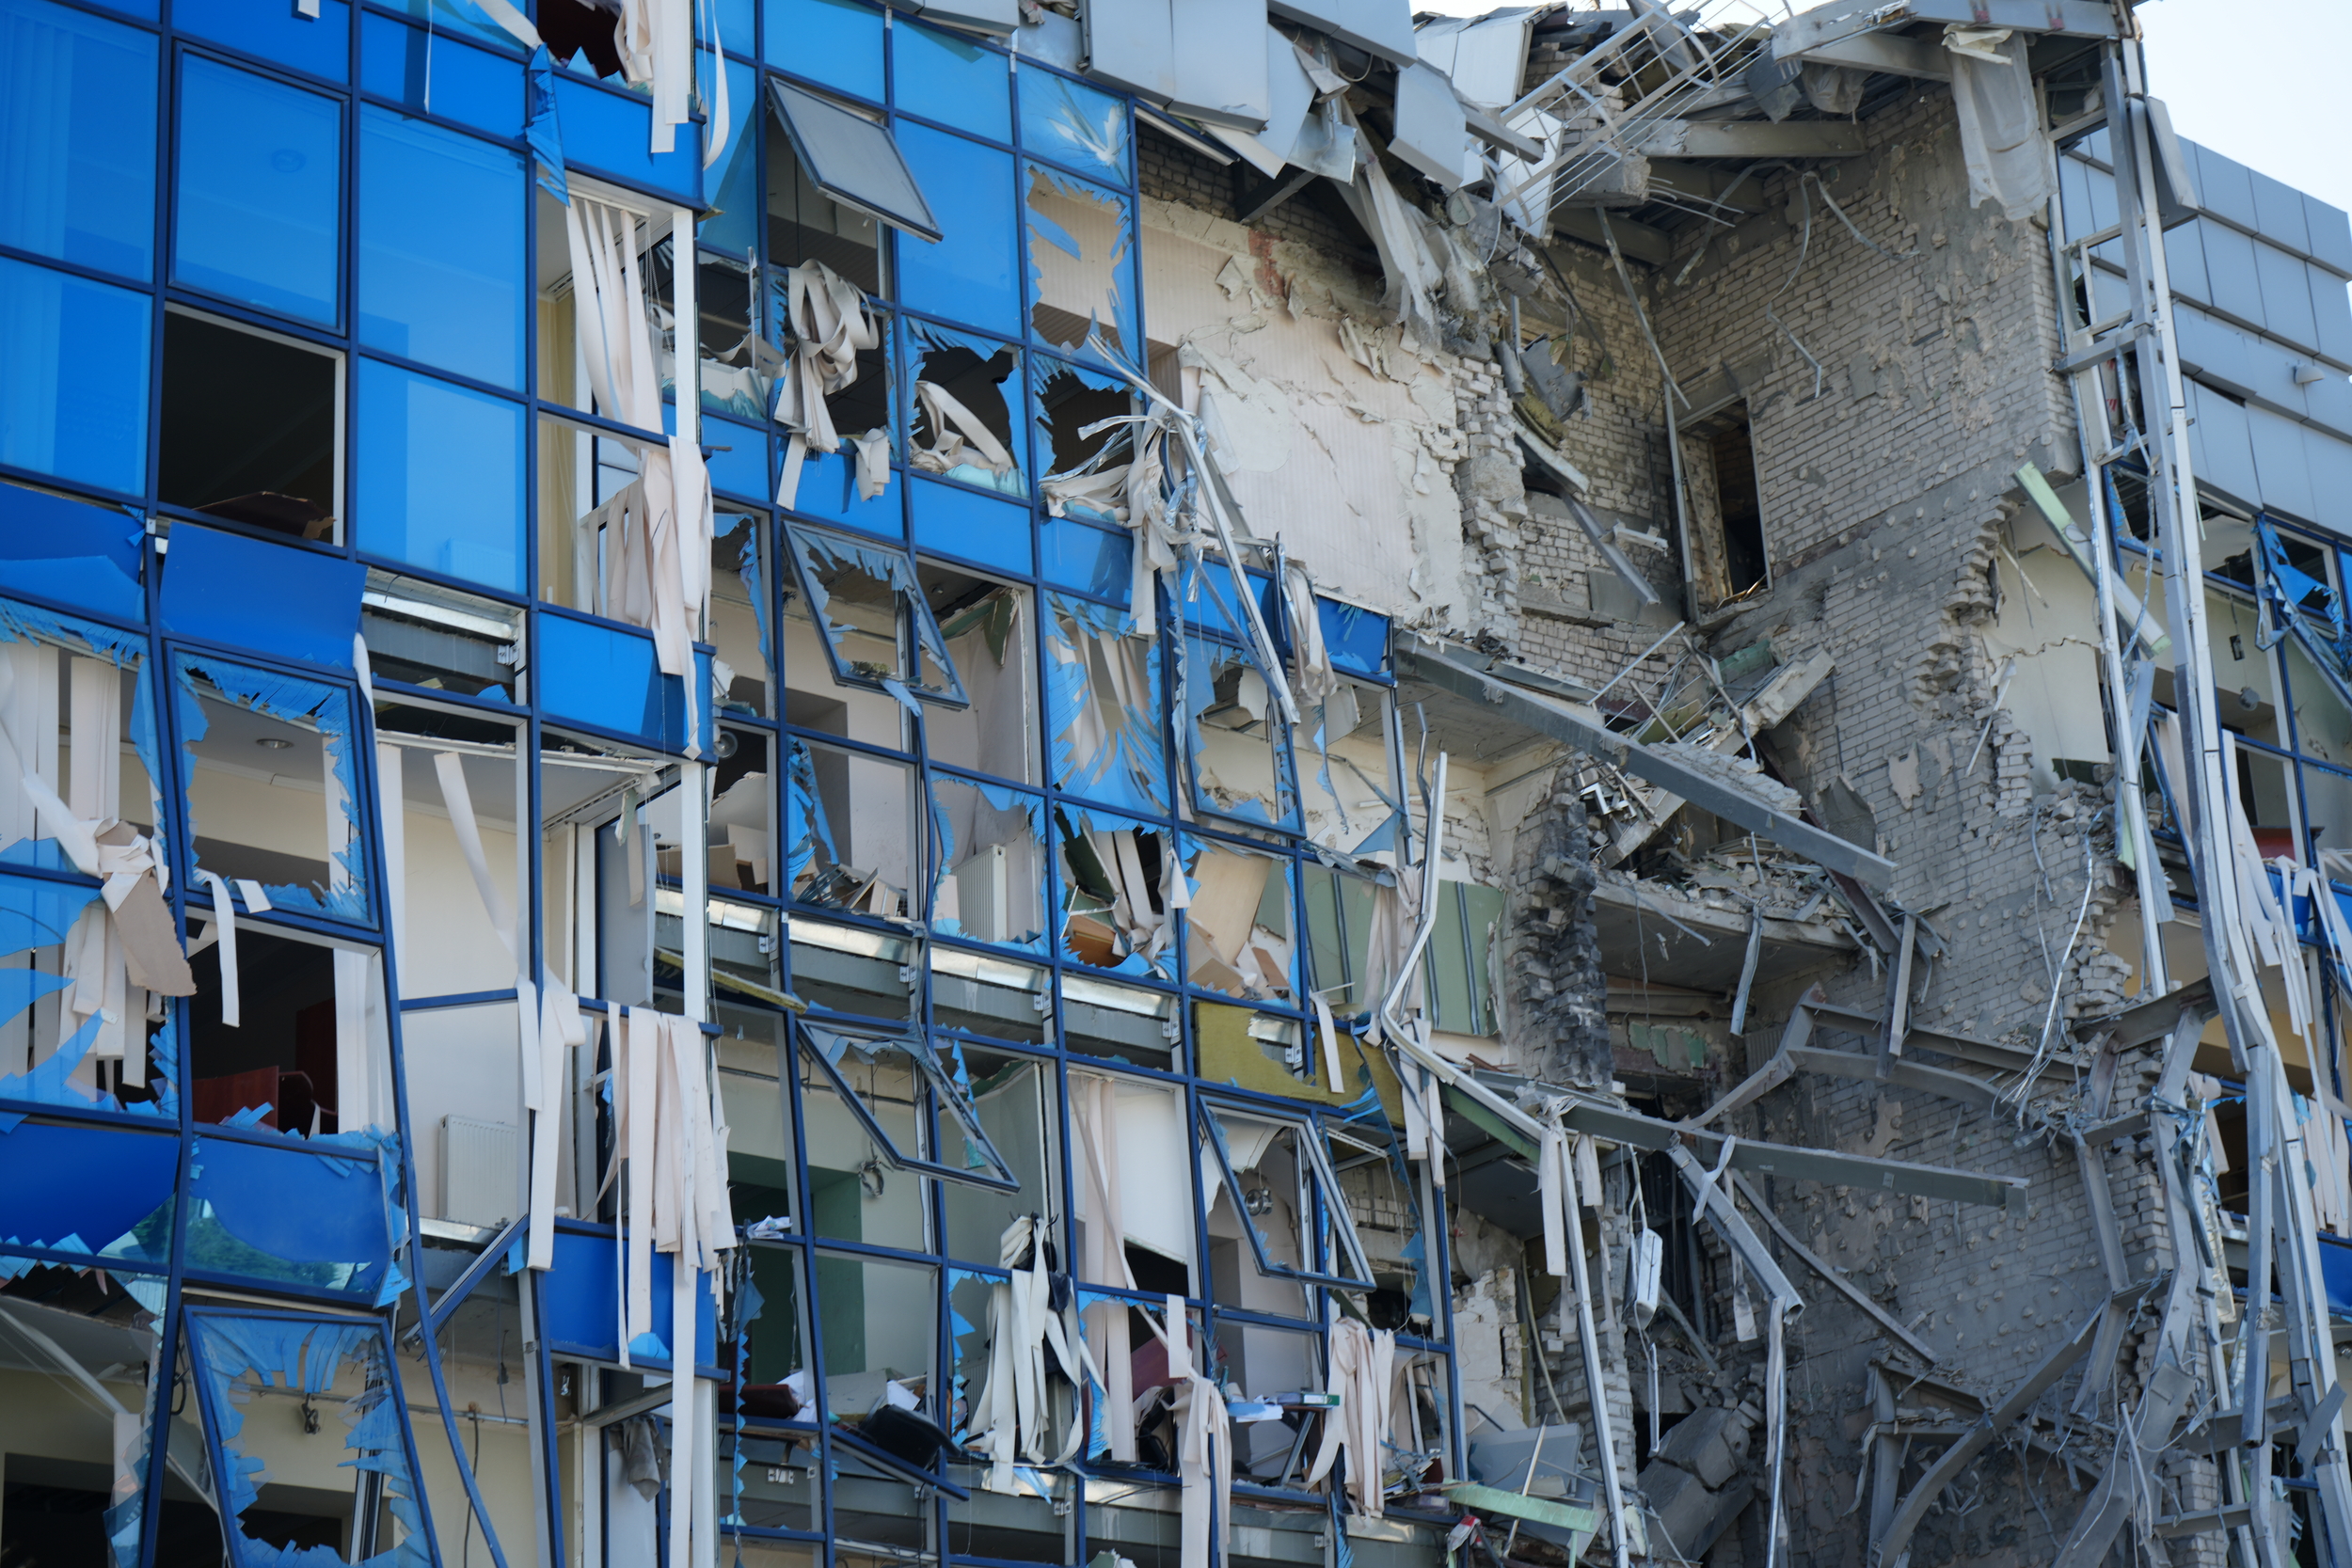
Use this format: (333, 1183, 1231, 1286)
(183, 1133, 404, 1302)
(359, 12, 525, 137)
(706, 412, 770, 499)
(786, 446, 903, 537)
(0, 0, 157, 280)
(0, 483, 143, 621)
(551, 73, 700, 204)
(159, 525, 365, 670)
(381, 0, 517, 52)
(76, 0, 152, 22)
(358, 108, 526, 388)
(1018, 65, 1128, 185)
(893, 123, 1020, 337)
(175, 0, 350, 81)
(761, 0, 882, 103)
(537, 610, 678, 746)
(1319, 596, 1391, 679)
(699, 51, 761, 257)
(541, 1228, 720, 1368)
(354, 359, 526, 593)
(1040, 515, 1129, 603)
(912, 475, 1030, 575)
(0, 1121, 175, 1265)
(0, 255, 149, 496)
(173, 57, 342, 325)
(896, 22, 1009, 141)
(701, 0, 754, 56)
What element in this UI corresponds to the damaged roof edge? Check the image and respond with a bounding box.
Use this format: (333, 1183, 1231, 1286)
(1398, 639, 1898, 889)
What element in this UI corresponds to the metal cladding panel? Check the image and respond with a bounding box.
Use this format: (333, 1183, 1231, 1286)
(2254, 240, 2322, 356)
(2162, 216, 2209, 304)
(2247, 400, 2319, 522)
(1254, 24, 1321, 167)
(2191, 139, 2259, 231)
(2251, 166, 2313, 258)
(915, 0, 1021, 35)
(1388, 60, 1468, 189)
(2186, 378, 2258, 506)
(2309, 193, 2352, 277)
(2174, 301, 2352, 441)
(2310, 427, 2352, 534)
(1082, 0, 1175, 104)
(1168, 0, 1270, 129)
(2315, 275, 2352, 368)
(1266, 0, 1416, 65)
(2199, 219, 2265, 328)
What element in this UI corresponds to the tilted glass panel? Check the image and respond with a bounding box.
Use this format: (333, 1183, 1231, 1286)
(769, 78, 940, 242)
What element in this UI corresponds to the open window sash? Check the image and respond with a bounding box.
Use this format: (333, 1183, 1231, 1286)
(797, 1018, 1020, 1192)
(766, 79, 943, 244)
(1198, 1097, 1375, 1292)
(783, 521, 970, 708)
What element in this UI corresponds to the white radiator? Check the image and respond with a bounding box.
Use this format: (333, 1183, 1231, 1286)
(440, 1115, 520, 1227)
(954, 846, 1011, 942)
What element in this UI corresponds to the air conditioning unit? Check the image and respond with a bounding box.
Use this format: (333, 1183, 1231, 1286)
(441, 1115, 519, 1228)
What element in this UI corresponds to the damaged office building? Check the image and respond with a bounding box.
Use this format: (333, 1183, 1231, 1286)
(8, 0, 2352, 1564)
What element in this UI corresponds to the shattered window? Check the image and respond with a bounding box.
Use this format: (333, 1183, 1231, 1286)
(1294, 677, 1403, 856)
(710, 726, 775, 895)
(1180, 836, 1296, 1003)
(1069, 1069, 1195, 1287)
(1045, 594, 1165, 814)
(535, 413, 656, 616)
(906, 322, 1025, 499)
(532, 184, 672, 436)
(720, 1019, 796, 1228)
(1055, 805, 1174, 979)
(182, 1131, 407, 1301)
(812, 1250, 937, 1425)
(797, 1022, 930, 1249)
(1035, 356, 1136, 524)
(735, 1244, 816, 1434)
(0, 599, 158, 874)
(172, 655, 371, 925)
(1017, 64, 1130, 187)
(802, 1020, 1024, 1196)
(1025, 165, 1135, 357)
(1200, 1101, 1375, 1296)
(784, 522, 969, 707)
(920, 563, 1040, 784)
(1329, 1119, 1429, 1325)
(711, 511, 774, 718)
(930, 946, 1051, 1045)
(0, 871, 179, 1124)
(784, 736, 917, 916)
(189, 925, 392, 1138)
(938, 1046, 1058, 1266)
(182, 1311, 430, 1568)
(930, 776, 1049, 950)
(1180, 636, 1298, 830)
(159, 309, 341, 541)
(695, 249, 781, 421)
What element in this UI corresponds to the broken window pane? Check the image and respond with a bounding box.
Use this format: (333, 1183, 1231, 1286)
(532, 185, 671, 433)
(784, 736, 916, 917)
(939, 1046, 1059, 1265)
(767, 103, 885, 296)
(735, 1243, 815, 1430)
(803, 1020, 1023, 1196)
(784, 522, 969, 708)
(372, 708, 520, 1000)
(1046, 594, 1165, 814)
(360, 569, 523, 701)
(0, 254, 151, 497)
(1018, 65, 1129, 186)
(721, 1017, 795, 1228)
(1181, 838, 1295, 1003)
(1055, 807, 1173, 979)
(1425, 881, 1503, 1037)
(893, 122, 1021, 336)
(159, 309, 340, 541)
(1200, 1101, 1375, 1295)
(1294, 677, 1401, 856)
(0, 600, 156, 871)
(537, 415, 664, 617)
(358, 106, 526, 390)
(798, 1024, 930, 1250)
(813, 1250, 936, 1422)
(694, 251, 780, 422)
(189, 926, 391, 1138)
(354, 357, 527, 595)
(0, 1261, 166, 1568)
(1025, 165, 1134, 357)
(1329, 1118, 1428, 1325)
(768, 293, 894, 531)
(921, 565, 1041, 784)
(0, 871, 177, 1122)
(931, 777, 1048, 951)
(787, 914, 914, 1022)
(1216, 1319, 1326, 1482)
(174, 656, 370, 924)
(1069, 1069, 1194, 1285)
(1061, 974, 1176, 1069)
(770, 78, 940, 244)
(907, 323, 1025, 499)
(173, 56, 341, 325)
(1035, 356, 1136, 521)
(183, 1312, 431, 1568)
(710, 728, 775, 895)
(1181, 639, 1296, 830)
(930, 945, 1050, 1045)
(182, 1132, 405, 1300)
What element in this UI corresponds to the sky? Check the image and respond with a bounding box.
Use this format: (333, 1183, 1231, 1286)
(1409, 0, 2352, 219)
